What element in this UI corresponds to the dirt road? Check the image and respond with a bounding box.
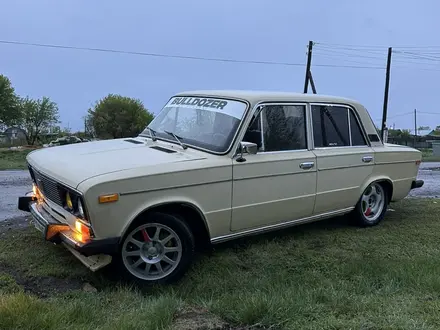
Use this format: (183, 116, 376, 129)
(1, 164, 438, 222)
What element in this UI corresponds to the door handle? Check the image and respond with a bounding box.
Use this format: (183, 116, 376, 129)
(300, 161, 314, 170)
(362, 156, 373, 163)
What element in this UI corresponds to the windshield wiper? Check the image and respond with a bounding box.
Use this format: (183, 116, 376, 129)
(164, 130, 187, 150)
(146, 127, 157, 141)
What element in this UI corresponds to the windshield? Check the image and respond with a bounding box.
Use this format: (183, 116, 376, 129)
(140, 96, 248, 153)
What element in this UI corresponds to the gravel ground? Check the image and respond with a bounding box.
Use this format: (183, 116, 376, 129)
(1, 163, 439, 222)
(0, 170, 32, 222)
(408, 162, 440, 199)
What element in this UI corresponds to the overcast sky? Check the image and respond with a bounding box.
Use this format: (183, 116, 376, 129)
(1, 0, 439, 132)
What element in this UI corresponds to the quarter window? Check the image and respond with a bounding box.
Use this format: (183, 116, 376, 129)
(312, 105, 367, 148)
(243, 104, 307, 152)
(349, 111, 367, 146)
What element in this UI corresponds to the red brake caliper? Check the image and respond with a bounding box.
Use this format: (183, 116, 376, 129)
(141, 229, 151, 242)
(365, 208, 372, 216)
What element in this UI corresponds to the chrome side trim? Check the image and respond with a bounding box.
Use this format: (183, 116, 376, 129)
(233, 169, 316, 181)
(119, 178, 231, 196)
(210, 207, 354, 244)
(317, 163, 374, 171)
(375, 160, 417, 165)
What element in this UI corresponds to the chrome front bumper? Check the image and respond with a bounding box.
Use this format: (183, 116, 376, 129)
(18, 193, 118, 271)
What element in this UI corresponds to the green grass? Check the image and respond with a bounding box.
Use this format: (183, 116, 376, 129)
(0, 149, 33, 170)
(420, 149, 440, 162)
(1, 199, 440, 329)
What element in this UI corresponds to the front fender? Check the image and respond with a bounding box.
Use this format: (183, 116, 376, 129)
(120, 195, 209, 241)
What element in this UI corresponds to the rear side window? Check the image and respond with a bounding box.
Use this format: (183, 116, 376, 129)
(312, 105, 368, 148)
(312, 105, 350, 147)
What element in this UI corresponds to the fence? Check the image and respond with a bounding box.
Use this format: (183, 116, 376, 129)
(387, 136, 440, 149)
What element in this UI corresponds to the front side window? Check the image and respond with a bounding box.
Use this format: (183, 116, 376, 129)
(141, 96, 248, 153)
(243, 104, 307, 152)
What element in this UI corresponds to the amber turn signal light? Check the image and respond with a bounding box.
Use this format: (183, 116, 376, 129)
(98, 193, 119, 204)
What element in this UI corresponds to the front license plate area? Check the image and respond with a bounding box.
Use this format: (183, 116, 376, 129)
(33, 216, 46, 234)
(30, 205, 49, 239)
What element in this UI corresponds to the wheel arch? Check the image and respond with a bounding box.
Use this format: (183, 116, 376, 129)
(120, 200, 211, 250)
(359, 176, 394, 203)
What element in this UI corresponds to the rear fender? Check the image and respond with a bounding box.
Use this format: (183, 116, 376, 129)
(359, 175, 393, 202)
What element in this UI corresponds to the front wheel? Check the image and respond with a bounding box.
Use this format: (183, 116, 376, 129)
(353, 182, 388, 227)
(117, 212, 195, 285)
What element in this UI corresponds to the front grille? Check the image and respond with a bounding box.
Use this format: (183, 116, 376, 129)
(29, 166, 64, 207)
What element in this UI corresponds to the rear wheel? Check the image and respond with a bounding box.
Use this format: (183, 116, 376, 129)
(353, 182, 388, 227)
(117, 212, 195, 285)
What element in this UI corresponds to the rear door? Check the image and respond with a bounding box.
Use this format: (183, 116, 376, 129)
(311, 104, 374, 215)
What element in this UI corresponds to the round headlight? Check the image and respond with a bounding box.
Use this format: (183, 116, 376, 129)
(66, 192, 73, 210)
(77, 198, 85, 219)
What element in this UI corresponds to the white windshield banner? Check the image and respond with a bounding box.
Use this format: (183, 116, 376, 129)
(164, 96, 246, 120)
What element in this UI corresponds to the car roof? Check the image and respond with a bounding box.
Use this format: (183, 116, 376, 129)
(174, 90, 362, 106)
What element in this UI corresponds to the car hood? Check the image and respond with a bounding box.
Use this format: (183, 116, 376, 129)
(26, 138, 207, 188)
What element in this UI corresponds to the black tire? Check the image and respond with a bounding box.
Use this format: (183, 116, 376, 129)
(353, 182, 389, 227)
(114, 211, 195, 285)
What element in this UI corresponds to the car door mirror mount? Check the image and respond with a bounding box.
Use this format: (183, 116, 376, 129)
(236, 141, 258, 162)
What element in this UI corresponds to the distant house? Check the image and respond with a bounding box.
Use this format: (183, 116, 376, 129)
(427, 129, 440, 137)
(417, 129, 432, 137)
(0, 126, 27, 145)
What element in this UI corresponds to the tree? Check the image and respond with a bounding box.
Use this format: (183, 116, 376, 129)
(86, 94, 154, 139)
(401, 129, 411, 139)
(0, 74, 21, 127)
(19, 96, 60, 145)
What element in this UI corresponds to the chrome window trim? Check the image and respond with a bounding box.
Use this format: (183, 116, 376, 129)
(258, 149, 309, 155)
(347, 108, 353, 146)
(141, 94, 251, 156)
(310, 102, 370, 150)
(314, 145, 370, 150)
(348, 108, 369, 147)
(260, 108, 265, 151)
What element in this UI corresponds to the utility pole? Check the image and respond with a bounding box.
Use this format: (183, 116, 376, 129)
(380, 47, 392, 141)
(303, 40, 313, 93)
(414, 108, 417, 147)
(308, 71, 317, 94)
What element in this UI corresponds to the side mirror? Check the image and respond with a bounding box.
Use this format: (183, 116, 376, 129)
(236, 141, 258, 162)
(241, 141, 258, 155)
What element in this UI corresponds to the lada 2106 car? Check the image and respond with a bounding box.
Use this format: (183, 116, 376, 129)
(18, 90, 424, 284)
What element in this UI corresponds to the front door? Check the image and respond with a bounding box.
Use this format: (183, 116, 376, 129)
(310, 104, 375, 214)
(231, 103, 317, 232)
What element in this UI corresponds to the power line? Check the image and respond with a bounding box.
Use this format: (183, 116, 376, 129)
(418, 111, 440, 115)
(316, 42, 440, 50)
(374, 111, 413, 122)
(0, 39, 385, 70)
(314, 44, 440, 71)
(3, 39, 440, 72)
